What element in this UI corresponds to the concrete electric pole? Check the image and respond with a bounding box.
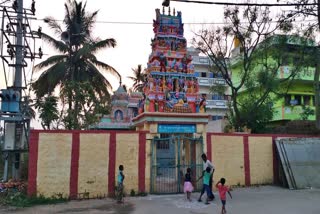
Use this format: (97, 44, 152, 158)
(0, 0, 42, 181)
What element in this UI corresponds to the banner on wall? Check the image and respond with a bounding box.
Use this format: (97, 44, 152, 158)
(158, 124, 196, 133)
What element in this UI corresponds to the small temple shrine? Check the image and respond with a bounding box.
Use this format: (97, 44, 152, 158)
(90, 82, 143, 130)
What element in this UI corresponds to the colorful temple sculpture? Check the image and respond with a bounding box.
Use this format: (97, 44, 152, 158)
(90, 84, 143, 130)
(132, 8, 209, 194)
(138, 8, 206, 114)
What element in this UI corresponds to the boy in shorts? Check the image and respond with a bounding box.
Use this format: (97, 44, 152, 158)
(216, 178, 232, 214)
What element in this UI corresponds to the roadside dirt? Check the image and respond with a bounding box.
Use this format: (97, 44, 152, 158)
(0, 198, 134, 214)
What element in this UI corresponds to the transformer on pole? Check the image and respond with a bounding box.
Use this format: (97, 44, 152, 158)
(0, 0, 42, 181)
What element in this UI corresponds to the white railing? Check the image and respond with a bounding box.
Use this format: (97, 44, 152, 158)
(197, 77, 226, 86)
(206, 99, 228, 109)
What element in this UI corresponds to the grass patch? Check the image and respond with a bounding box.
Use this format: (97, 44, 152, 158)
(0, 190, 68, 207)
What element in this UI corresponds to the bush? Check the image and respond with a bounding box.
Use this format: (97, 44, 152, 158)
(130, 189, 135, 197)
(0, 190, 68, 207)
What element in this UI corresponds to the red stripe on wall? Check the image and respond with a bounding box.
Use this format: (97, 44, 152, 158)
(243, 136, 251, 186)
(272, 136, 279, 184)
(27, 130, 39, 196)
(138, 132, 146, 193)
(69, 131, 80, 199)
(206, 133, 212, 161)
(108, 132, 116, 196)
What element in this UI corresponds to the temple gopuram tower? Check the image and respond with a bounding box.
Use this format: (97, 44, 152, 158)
(133, 7, 208, 132)
(132, 7, 209, 194)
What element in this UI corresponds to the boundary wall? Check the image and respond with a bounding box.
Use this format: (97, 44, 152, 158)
(28, 130, 306, 198)
(28, 130, 148, 198)
(206, 133, 308, 187)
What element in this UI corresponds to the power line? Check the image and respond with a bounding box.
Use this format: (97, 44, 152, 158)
(0, 0, 10, 5)
(35, 18, 317, 26)
(164, 0, 317, 7)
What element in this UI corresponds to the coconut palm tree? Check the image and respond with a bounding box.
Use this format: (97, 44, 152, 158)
(127, 64, 146, 92)
(32, 0, 120, 129)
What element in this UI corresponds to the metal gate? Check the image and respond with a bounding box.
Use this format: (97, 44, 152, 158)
(150, 134, 203, 194)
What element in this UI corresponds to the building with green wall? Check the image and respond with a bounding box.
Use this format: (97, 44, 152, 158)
(230, 34, 317, 124)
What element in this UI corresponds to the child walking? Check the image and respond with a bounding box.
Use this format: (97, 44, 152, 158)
(197, 166, 214, 204)
(216, 178, 232, 214)
(183, 168, 194, 201)
(117, 165, 125, 203)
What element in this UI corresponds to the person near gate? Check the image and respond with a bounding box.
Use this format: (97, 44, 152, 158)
(116, 165, 125, 203)
(196, 166, 213, 204)
(184, 167, 194, 201)
(200, 153, 215, 200)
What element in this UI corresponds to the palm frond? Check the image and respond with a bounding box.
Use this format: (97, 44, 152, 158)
(86, 62, 113, 90)
(41, 33, 69, 53)
(32, 62, 67, 97)
(127, 76, 137, 81)
(34, 55, 68, 71)
(84, 10, 98, 35)
(64, 1, 72, 27)
(90, 59, 121, 80)
(133, 83, 145, 92)
(73, 43, 91, 61)
(43, 16, 63, 35)
(90, 38, 117, 54)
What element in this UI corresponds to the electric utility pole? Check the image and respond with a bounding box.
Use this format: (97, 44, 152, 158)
(0, 0, 42, 181)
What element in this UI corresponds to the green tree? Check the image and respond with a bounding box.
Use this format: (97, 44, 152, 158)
(300, 105, 315, 120)
(60, 81, 111, 129)
(35, 95, 59, 130)
(127, 64, 146, 92)
(193, 6, 307, 132)
(32, 0, 120, 129)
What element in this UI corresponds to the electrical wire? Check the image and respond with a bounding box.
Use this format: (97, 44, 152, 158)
(166, 0, 317, 7)
(36, 18, 318, 26)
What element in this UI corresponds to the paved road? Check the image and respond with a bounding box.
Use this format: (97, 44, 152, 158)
(1, 186, 319, 214)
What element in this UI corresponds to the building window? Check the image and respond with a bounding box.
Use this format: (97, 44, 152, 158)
(285, 95, 291, 106)
(212, 93, 223, 100)
(201, 72, 207, 77)
(133, 108, 138, 117)
(212, 115, 223, 121)
(216, 72, 223, 78)
(294, 95, 302, 105)
(312, 96, 315, 106)
(303, 95, 311, 106)
(199, 58, 208, 63)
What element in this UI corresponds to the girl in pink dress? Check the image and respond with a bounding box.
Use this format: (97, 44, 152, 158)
(184, 168, 194, 201)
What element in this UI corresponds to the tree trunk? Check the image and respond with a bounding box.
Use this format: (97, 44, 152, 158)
(315, 55, 320, 129)
(232, 90, 242, 131)
(316, 0, 320, 129)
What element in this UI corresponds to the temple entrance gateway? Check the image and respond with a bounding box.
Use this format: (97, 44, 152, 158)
(150, 134, 203, 194)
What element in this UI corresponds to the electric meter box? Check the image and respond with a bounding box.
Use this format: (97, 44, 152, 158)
(4, 122, 26, 150)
